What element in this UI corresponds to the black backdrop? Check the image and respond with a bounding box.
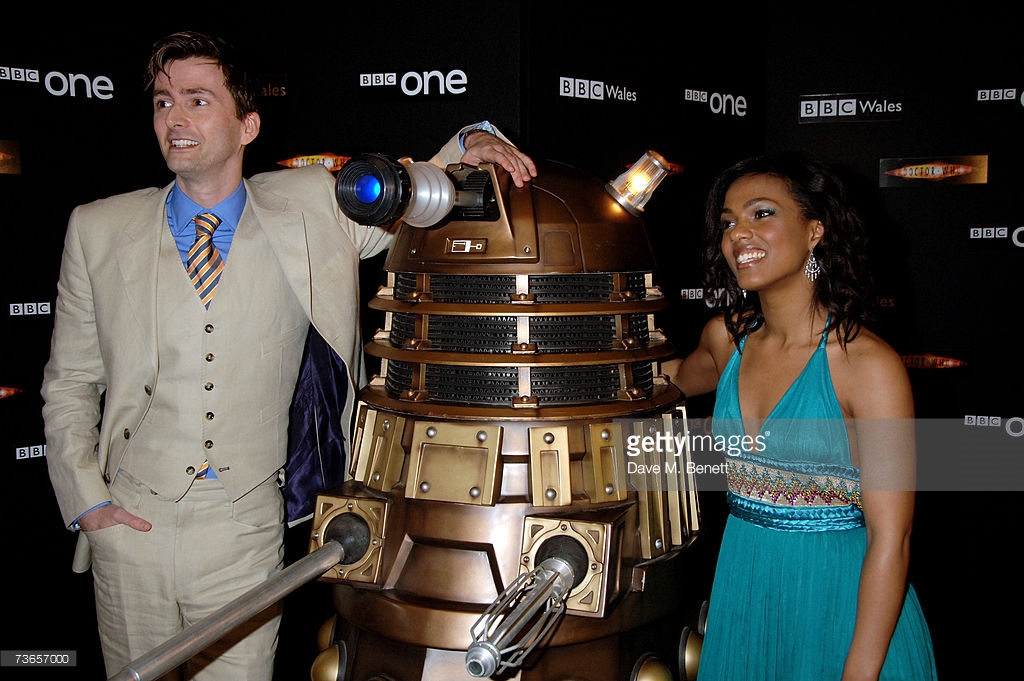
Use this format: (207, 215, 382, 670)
(3, 5, 1020, 679)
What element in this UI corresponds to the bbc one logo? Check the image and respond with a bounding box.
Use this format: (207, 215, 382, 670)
(684, 89, 748, 117)
(680, 288, 705, 301)
(10, 302, 51, 315)
(976, 88, 1019, 105)
(682, 286, 731, 308)
(964, 415, 1024, 438)
(1, 65, 114, 99)
(559, 77, 637, 102)
(359, 69, 468, 96)
(799, 92, 902, 122)
(970, 225, 1024, 248)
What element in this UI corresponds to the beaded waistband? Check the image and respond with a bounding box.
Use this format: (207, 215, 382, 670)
(726, 456, 862, 508)
(725, 455, 864, 531)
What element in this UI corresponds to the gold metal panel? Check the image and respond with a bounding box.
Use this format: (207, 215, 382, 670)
(394, 163, 540, 266)
(309, 495, 389, 584)
(667, 405, 700, 540)
(351, 405, 407, 492)
(392, 540, 502, 603)
(406, 422, 503, 504)
(582, 422, 628, 503)
(520, 515, 608, 616)
(632, 420, 670, 560)
(668, 406, 701, 539)
(528, 426, 571, 507)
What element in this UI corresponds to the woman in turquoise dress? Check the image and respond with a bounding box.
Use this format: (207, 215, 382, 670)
(663, 152, 937, 680)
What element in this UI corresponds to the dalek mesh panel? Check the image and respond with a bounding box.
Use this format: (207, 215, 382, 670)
(384, 359, 656, 406)
(392, 272, 649, 303)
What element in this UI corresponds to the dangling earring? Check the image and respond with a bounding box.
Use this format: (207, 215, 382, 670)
(804, 251, 820, 281)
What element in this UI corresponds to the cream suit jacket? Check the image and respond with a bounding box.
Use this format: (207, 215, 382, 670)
(41, 129, 477, 570)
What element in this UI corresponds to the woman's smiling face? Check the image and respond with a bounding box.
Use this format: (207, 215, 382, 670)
(718, 173, 822, 292)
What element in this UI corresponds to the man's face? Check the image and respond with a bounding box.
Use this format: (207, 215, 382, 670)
(152, 57, 259, 195)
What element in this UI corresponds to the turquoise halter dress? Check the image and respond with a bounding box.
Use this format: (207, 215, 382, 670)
(697, 327, 938, 680)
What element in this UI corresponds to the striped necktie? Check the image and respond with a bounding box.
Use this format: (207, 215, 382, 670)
(186, 212, 225, 308)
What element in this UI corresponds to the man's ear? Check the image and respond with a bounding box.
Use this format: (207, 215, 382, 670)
(242, 111, 261, 145)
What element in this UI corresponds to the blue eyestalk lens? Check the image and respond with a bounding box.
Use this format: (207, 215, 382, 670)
(336, 153, 412, 226)
(354, 174, 382, 204)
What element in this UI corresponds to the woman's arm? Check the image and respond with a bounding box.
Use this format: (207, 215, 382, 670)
(840, 334, 918, 681)
(662, 314, 732, 399)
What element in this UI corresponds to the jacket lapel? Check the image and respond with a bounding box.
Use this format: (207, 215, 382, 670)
(117, 185, 172, 367)
(242, 178, 312, 310)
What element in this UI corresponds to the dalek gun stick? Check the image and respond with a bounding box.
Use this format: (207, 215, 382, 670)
(106, 540, 346, 681)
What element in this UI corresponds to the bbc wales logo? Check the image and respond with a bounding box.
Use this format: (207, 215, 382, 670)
(559, 76, 637, 102)
(799, 92, 902, 123)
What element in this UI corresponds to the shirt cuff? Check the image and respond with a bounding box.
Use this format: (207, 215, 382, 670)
(459, 120, 496, 152)
(71, 500, 112, 531)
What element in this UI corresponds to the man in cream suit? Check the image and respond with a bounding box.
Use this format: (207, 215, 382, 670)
(40, 30, 536, 681)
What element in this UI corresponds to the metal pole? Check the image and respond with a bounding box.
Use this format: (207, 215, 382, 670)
(108, 540, 344, 681)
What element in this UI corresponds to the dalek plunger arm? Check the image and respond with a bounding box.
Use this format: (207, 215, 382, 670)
(465, 535, 589, 678)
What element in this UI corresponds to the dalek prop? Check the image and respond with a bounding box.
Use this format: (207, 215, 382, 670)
(308, 151, 707, 681)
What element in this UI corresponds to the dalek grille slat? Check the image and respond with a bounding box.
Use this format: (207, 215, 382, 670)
(390, 314, 518, 353)
(388, 313, 651, 353)
(392, 273, 647, 303)
(383, 360, 655, 406)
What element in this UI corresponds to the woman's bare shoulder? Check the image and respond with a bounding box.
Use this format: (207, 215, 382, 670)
(830, 326, 913, 417)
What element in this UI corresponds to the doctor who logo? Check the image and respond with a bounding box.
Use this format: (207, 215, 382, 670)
(879, 155, 988, 186)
